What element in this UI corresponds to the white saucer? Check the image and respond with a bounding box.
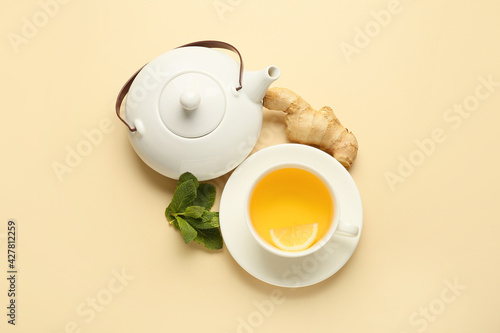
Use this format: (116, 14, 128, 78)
(220, 144, 363, 288)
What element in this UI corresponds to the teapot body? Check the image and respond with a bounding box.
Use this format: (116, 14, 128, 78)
(124, 46, 268, 181)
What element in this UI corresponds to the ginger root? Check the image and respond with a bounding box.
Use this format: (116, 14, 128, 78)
(263, 87, 358, 169)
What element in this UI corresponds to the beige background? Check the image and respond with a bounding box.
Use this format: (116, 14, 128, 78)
(1, 0, 499, 332)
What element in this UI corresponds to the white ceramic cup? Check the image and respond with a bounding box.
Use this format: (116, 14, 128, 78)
(244, 162, 359, 258)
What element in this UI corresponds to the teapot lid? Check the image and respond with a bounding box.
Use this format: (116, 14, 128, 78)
(159, 72, 225, 138)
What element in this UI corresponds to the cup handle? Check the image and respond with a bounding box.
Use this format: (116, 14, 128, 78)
(335, 220, 359, 237)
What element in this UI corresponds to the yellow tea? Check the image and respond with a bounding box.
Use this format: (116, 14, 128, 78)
(248, 167, 334, 251)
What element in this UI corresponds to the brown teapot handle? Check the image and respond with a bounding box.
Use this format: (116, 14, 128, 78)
(115, 40, 244, 132)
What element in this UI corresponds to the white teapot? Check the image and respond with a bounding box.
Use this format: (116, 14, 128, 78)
(116, 40, 280, 181)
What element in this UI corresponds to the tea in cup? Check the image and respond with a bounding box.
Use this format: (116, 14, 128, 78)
(245, 163, 358, 257)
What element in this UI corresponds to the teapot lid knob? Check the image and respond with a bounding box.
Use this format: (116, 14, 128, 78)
(180, 91, 201, 111)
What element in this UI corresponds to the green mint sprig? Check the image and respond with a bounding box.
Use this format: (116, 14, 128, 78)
(165, 172, 223, 250)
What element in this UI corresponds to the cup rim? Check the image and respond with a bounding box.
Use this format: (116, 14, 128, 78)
(244, 162, 341, 258)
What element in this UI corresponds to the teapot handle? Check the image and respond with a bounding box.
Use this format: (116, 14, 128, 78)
(115, 40, 245, 132)
(176, 40, 244, 91)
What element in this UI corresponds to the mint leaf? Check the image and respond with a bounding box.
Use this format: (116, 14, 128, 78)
(165, 179, 197, 219)
(201, 211, 219, 223)
(171, 218, 180, 230)
(193, 183, 216, 210)
(176, 216, 197, 244)
(193, 228, 223, 250)
(185, 213, 219, 230)
(165, 172, 223, 250)
(182, 206, 206, 219)
(178, 172, 199, 189)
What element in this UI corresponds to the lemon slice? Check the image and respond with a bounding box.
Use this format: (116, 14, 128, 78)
(270, 223, 319, 252)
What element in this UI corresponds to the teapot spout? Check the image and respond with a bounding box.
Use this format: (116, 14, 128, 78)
(242, 66, 280, 103)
